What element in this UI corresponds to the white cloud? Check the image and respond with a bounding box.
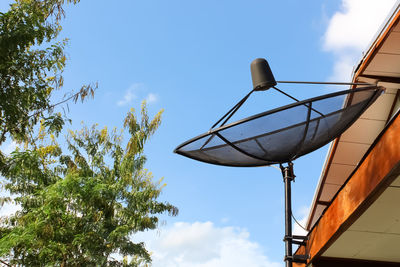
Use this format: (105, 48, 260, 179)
(0, 191, 21, 219)
(1, 141, 17, 155)
(117, 83, 159, 106)
(146, 93, 158, 104)
(220, 217, 230, 224)
(329, 52, 359, 82)
(323, 0, 397, 81)
(0, 201, 20, 218)
(117, 83, 140, 106)
(0, 141, 21, 220)
(133, 221, 282, 267)
(293, 206, 309, 237)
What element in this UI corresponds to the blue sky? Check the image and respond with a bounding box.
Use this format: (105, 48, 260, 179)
(1, 0, 397, 266)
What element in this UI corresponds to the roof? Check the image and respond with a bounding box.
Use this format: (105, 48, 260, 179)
(306, 0, 400, 230)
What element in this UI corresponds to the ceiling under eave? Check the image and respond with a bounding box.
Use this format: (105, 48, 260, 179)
(322, 175, 400, 262)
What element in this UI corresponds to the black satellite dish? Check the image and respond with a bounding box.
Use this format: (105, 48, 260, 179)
(174, 58, 384, 267)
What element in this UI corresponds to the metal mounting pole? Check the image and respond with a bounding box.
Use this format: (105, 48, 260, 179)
(281, 162, 294, 267)
(280, 162, 309, 267)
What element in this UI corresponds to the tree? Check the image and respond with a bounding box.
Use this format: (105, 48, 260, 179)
(0, 0, 95, 160)
(0, 1, 177, 265)
(0, 102, 178, 266)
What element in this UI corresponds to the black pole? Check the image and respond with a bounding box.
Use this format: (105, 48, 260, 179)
(281, 162, 295, 267)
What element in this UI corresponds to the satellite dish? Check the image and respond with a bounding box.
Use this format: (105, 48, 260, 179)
(174, 58, 384, 267)
(174, 86, 382, 167)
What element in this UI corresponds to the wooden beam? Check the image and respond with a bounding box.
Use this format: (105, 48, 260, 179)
(316, 200, 330, 206)
(358, 75, 400, 84)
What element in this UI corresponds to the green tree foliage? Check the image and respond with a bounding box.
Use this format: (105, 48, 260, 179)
(0, 0, 95, 152)
(0, 103, 178, 266)
(0, 1, 177, 265)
